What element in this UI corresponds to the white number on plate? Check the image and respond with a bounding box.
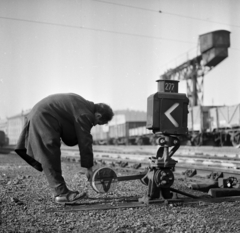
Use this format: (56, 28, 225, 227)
(165, 83, 174, 91)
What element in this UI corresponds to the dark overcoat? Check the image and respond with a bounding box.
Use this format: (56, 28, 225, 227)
(15, 93, 95, 171)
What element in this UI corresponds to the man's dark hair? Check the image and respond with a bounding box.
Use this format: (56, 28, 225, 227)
(95, 103, 114, 122)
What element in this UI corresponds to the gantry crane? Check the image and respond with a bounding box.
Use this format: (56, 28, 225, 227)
(159, 30, 231, 146)
(160, 30, 231, 107)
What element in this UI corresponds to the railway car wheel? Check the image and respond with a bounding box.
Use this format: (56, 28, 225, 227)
(231, 132, 240, 147)
(91, 167, 118, 193)
(191, 134, 202, 146)
(136, 138, 143, 146)
(113, 139, 118, 145)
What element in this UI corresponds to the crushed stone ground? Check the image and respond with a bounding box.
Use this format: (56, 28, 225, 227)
(1, 153, 240, 233)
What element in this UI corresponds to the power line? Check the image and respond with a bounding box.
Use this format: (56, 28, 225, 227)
(0, 16, 196, 44)
(161, 11, 240, 28)
(92, 0, 240, 28)
(92, 0, 158, 13)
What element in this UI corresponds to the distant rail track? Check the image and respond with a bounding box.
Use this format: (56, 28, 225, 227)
(2, 145, 240, 179)
(61, 145, 240, 179)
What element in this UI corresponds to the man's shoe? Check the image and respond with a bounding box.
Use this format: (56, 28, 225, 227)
(55, 190, 87, 204)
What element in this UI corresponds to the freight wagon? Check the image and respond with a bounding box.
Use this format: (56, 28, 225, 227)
(129, 126, 154, 145)
(210, 104, 240, 147)
(92, 110, 154, 145)
(188, 104, 240, 147)
(91, 125, 109, 145)
(187, 105, 217, 146)
(4, 105, 240, 147)
(92, 104, 240, 147)
(109, 120, 147, 145)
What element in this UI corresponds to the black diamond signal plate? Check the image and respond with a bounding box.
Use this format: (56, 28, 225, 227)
(91, 167, 118, 193)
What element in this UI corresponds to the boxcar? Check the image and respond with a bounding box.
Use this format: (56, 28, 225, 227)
(209, 104, 240, 146)
(91, 125, 109, 145)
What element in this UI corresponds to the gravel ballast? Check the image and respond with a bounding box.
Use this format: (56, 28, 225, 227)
(1, 153, 240, 233)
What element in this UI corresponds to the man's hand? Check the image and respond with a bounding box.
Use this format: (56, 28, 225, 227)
(85, 167, 93, 181)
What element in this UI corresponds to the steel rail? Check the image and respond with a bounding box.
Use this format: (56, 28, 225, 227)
(49, 145, 240, 212)
(45, 195, 240, 212)
(60, 146, 240, 180)
(2, 144, 240, 179)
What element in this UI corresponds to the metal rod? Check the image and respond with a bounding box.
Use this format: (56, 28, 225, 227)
(170, 187, 199, 199)
(117, 174, 146, 182)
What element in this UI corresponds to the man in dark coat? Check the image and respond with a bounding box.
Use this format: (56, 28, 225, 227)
(15, 93, 114, 204)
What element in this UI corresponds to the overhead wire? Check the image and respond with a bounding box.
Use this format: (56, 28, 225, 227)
(92, 0, 240, 28)
(0, 16, 195, 44)
(92, 0, 158, 13)
(1, 2, 239, 65)
(91, 1, 240, 65)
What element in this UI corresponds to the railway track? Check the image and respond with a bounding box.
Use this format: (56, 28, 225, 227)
(61, 145, 240, 180)
(55, 145, 240, 212)
(2, 144, 240, 212)
(2, 144, 240, 178)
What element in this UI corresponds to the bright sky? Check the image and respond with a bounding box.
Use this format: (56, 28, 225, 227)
(0, 0, 240, 119)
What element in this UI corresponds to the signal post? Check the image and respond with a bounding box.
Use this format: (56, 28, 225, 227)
(89, 79, 193, 204)
(139, 79, 190, 202)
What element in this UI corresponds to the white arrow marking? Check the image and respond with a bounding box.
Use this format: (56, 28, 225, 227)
(164, 103, 179, 127)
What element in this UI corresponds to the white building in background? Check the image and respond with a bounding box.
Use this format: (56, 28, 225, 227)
(7, 109, 31, 145)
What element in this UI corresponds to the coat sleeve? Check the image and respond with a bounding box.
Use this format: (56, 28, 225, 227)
(74, 114, 94, 168)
